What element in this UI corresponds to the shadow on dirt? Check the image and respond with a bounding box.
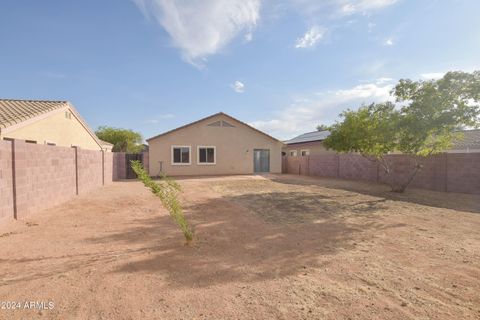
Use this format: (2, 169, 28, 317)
(88, 192, 403, 289)
(270, 174, 480, 214)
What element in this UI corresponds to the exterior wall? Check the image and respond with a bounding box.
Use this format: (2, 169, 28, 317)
(113, 152, 126, 180)
(1, 107, 102, 151)
(0, 140, 14, 220)
(283, 141, 335, 156)
(77, 149, 103, 194)
(0, 139, 113, 223)
(104, 152, 113, 185)
(14, 142, 77, 218)
(283, 153, 480, 194)
(148, 114, 284, 176)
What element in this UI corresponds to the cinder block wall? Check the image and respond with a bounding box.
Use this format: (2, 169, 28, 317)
(112, 152, 126, 180)
(77, 149, 103, 194)
(0, 139, 114, 222)
(15, 142, 77, 218)
(283, 153, 480, 194)
(0, 141, 14, 220)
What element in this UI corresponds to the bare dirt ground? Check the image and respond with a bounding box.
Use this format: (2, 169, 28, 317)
(0, 174, 479, 320)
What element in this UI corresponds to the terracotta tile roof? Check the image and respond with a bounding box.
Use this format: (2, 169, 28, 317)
(0, 98, 103, 149)
(0, 99, 68, 129)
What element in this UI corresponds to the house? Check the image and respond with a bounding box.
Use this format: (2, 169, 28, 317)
(448, 129, 480, 153)
(147, 112, 284, 176)
(283, 129, 480, 156)
(283, 130, 334, 156)
(0, 99, 106, 151)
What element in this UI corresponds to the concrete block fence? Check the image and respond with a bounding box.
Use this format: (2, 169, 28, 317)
(0, 139, 121, 222)
(282, 153, 480, 194)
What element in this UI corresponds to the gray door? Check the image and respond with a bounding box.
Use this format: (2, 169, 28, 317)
(254, 149, 270, 173)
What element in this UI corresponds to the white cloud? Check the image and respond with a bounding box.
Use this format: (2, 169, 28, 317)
(249, 81, 394, 140)
(340, 0, 398, 15)
(420, 72, 445, 80)
(231, 81, 245, 93)
(133, 0, 261, 66)
(384, 37, 394, 46)
(295, 26, 326, 48)
(375, 77, 393, 84)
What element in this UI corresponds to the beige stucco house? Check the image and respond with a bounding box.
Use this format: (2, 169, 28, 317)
(283, 130, 334, 156)
(147, 112, 284, 176)
(0, 99, 106, 151)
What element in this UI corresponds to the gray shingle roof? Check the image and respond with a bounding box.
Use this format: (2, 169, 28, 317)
(0, 99, 67, 129)
(285, 130, 331, 145)
(451, 129, 480, 151)
(285, 129, 480, 151)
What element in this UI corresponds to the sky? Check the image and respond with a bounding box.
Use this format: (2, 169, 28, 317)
(1, 0, 479, 141)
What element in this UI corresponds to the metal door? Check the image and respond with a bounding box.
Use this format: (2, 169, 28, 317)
(253, 149, 270, 173)
(126, 153, 143, 179)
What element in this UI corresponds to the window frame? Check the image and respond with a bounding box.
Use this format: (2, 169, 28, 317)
(300, 149, 310, 156)
(171, 145, 191, 165)
(197, 145, 216, 165)
(289, 150, 297, 156)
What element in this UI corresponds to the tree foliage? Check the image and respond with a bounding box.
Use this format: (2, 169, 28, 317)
(324, 71, 480, 192)
(316, 124, 330, 131)
(95, 126, 143, 153)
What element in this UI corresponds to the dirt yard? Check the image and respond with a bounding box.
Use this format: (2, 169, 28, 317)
(0, 174, 479, 320)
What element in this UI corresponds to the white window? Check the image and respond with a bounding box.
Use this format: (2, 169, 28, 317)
(301, 149, 310, 156)
(289, 150, 297, 156)
(197, 146, 216, 165)
(171, 146, 191, 165)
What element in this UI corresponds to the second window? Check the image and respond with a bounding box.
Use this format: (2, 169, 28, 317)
(198, 146, 216, 165)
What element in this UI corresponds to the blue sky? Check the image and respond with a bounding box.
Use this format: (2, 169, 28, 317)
(1, 0, 479, 140)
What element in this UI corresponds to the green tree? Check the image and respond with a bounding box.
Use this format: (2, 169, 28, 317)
(96, 126, 143, 153)
(316, 124, 330, 131)
(324, 71, 480, 192)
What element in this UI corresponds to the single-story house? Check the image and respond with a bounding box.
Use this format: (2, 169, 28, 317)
(147, 112, 284, 176)
(0, 99, 106, 151)
(447, 129, 480, 153)
(284, 129, 480, 156)
(283, 130, 334, 156)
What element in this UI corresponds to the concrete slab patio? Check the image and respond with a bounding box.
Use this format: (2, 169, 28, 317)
(0, 174, 479, 319)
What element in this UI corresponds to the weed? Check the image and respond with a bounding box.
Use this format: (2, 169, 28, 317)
(131, 160, 193, 244)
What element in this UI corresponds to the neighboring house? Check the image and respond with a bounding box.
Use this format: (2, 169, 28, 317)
(449, 129, 480, 153)
(147, 112, 284, 176)
(99, 139, 114, 152)
(283, 130, 333, 156)
(283, 129, 480, 156)
(0, 99, 106, 151)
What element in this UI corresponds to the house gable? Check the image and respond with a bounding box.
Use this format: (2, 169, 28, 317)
(0, 100, 103, 150)
(147, 112, 281, 143)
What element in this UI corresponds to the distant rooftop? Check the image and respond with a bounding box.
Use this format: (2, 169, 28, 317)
(285, 129, 480, 151)
(284, 130, 331, 145)
(451, 129, 480, 151)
